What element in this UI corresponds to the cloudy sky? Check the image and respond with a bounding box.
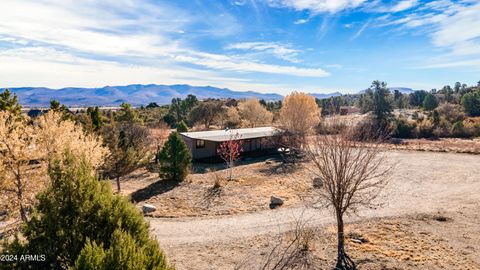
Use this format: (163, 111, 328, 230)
(0, 0, 479, 94)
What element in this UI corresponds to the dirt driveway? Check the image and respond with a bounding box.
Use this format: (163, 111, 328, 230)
(149, 150, 480, 245)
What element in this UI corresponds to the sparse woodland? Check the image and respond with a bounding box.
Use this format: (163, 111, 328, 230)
(1, 79, 479, 269)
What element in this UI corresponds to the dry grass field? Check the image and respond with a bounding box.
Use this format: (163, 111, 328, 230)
(161, 207, 480, 269)
(114, 146, 480, 270)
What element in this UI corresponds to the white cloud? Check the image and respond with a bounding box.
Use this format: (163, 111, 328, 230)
(0, 46, 317, 94)
(419, 58, 480, 69)
(294, 19, 309, 24)
(226, 42, 302, 62)
(350, 20, 370, 40)
(0, 0, 332, 93)
(174, 51, 330, 77)
(267, 0, 367, 14)
(431, 3, 480, 56)
(381, 1, 480, 67)
(390, 0, 418, 12)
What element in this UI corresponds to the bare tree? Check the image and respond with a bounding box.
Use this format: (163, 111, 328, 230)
(235, 212, 318, 270)
(150, 121, 170, 155)
(217, 132, 243, 180)
(305, 127, 391, 270)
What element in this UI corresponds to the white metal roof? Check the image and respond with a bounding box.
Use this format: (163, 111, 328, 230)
(180, 127, 280, 142)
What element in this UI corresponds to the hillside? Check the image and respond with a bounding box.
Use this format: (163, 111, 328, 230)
(8, 84, 284, 107)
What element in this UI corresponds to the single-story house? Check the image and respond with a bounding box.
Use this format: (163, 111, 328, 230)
(180, 127, 280, 160)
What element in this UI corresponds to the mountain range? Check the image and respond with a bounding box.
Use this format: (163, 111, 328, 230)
(358, 87, 416, 94)
(6, 84, 417, 107)
(7, 84, 341, 107)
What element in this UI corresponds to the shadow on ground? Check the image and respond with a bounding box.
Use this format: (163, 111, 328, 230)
(131, 179, 179, 202)
(193, 153, 283, 174)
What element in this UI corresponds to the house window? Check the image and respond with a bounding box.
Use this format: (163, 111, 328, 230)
(196, 139, 205, 149)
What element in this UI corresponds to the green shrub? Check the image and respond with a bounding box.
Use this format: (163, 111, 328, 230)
(1, 152, 172, 270)
(422, 93, 438, 111)
(392, 117, 416, 138)
(176, 120, 188, 133)
(450, 121, 471, 138)
(157, 132, 191, 181)
(75, 229, 172, 270)
(461, 92, 480, 117)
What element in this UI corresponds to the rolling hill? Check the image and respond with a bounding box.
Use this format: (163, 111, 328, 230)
(8, 84, 284, 107)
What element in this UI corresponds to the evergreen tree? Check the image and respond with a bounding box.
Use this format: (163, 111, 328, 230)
(422, 93, 438, 111)
(393, 89, 403, 109)
(75, 229, 172, 270)
(87, 106, 104, 131)
(102, 123, 150, 192)
(49, 99, 72, 120)
(146, 102, 159, 109)
(409, 90, 428, 107)
(2, 152, 172, 270)
(157, 132, 191, 181)
(461, 92, 480, 116)
(0, 89, 22, 115)
(371, 80, 393, 124)
(176, 120, 188, 133)
(117, 103, 142, 124)
(432, 110, 440, 127)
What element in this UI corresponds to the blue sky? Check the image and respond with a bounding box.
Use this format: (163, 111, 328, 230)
(0, 0, 479, 95)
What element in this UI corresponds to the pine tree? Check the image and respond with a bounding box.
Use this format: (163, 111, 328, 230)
(102, 123, 150, 192)
(0, 89, 22, 115)
(87, 106, 104, 131)
(157, 132, 191, 181)
(1, 151, 172, 270)
(371, 81, 392, 124)
(176, 120, 188, 133)
(461, 92, 480, 116)
(423, 93, 438, 111)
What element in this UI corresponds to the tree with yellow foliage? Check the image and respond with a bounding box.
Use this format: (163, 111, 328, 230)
(36, 111, 108, 168)
(0, 110, 108, 222)
(238, 98, 273, 128)
(0, 112, 41, 222)
(279, 92, 320, 143)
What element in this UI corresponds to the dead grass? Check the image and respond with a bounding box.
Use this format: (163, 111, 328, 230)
(119, 157, 315, 217)
(162, 208, 480, 270)
(384, 138, 480, 154)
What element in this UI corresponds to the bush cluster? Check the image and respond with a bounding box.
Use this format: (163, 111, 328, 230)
(392, 106, 480, 139)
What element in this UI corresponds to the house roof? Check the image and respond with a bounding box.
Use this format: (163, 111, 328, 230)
(180, 126, 280, 142)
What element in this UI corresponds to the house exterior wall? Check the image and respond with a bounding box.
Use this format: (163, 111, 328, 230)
(181, 135, 277, 160)
(193, 140, 218, 159)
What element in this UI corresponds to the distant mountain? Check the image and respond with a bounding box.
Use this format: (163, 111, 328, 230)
(8, 84, 284, 107)
(309, 92, 342, 100)
(358, 87, 416, 94)
(388, 87, 415, 94)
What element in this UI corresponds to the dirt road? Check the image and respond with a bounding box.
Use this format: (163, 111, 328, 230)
(149, 151, 480, 246)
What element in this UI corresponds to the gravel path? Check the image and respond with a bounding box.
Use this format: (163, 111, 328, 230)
(149, 151, 480, 246)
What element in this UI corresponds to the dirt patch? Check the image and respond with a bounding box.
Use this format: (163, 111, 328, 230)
(161, 208, 480, 270)
(118, 150, 480, 218)
(117, 158, 315, 217)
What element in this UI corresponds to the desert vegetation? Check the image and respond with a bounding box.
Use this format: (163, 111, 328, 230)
(1, 80, 479, 269)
